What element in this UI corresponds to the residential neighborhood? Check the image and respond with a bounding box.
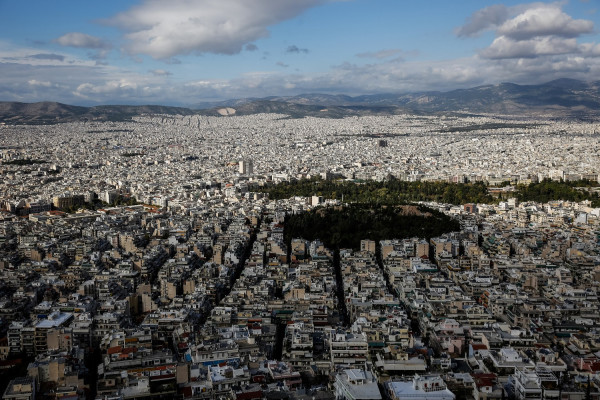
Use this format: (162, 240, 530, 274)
(0, 113, 599, 399)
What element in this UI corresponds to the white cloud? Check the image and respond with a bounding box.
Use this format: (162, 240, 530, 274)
(28, 79, 52, 87)
(105, 0, 328, 59)
(462, 3, 597, 60)
(55, 32, 110, 49)
(316, 58, 490, 93)
(497, 5, 593, 40)
(73, 79, 170, 101)
(481, 36, 580, 59)
(580, 42, 600, 57)
(457, 2, 594, 41)
(456, 4, 509, 37)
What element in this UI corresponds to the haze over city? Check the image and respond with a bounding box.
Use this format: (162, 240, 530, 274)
(1, 0, 600, 105)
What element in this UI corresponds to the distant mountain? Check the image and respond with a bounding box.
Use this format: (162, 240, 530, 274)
(0, 102, 88, 124)
(0, 102, 194, 124)
(1, 79, 599, 124)
(197, 100, 402, 118)
(195, 79, 600, 119)
(258, 79, 600, 118)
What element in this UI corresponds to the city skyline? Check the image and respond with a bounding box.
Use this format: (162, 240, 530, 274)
(1, 0, 600, 106)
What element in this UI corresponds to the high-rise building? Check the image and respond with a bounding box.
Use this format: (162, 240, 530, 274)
(239, 160, 253, 175)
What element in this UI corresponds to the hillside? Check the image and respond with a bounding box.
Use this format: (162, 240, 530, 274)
(0, 102, 195, 124)
(1, 79, 599, 124)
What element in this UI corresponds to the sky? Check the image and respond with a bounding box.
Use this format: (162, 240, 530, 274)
(0, 0, 599, 106)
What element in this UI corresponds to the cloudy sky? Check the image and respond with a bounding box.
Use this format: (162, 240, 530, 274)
(1, 0, 599, 106)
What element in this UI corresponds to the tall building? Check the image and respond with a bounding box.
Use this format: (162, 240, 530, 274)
(239, 159, 253, 175)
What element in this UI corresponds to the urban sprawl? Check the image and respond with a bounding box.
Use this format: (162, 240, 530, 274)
(0, 113, 600, 400)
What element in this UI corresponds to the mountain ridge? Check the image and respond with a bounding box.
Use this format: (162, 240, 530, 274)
(1, 79, 599, 124)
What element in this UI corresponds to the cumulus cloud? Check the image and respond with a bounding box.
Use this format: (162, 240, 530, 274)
(497, 5, 594, 40)
(276, 61, 289, 68)
(481, 36, 580, 59)
(105, 0, 327, 59)
(55, 32, 110, 49)
(461, 3, 596, 60)
(72, 75, 173, 102)
(286, 45, 309, 54)
(245, 43, 259, 52)
(580, 42, 600, 57)
(457, 3, 593, 40)
(75, 80, 138, 97)
(316, 58, 490, 93)
(456, 4, 509, 37)
(356, 49, 404, 59)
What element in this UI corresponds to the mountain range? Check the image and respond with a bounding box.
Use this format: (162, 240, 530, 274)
(1, 78, 599, 124)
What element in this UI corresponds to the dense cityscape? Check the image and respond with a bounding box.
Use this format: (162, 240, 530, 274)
(0, 113, 599, 400)
(4, 0, 600, 398)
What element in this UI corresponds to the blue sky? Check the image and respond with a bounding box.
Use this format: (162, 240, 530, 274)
(0, 0, 599, 106)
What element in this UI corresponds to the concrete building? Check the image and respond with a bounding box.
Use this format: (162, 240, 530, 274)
(334, 369, 382, 400)
(387, 375, 456, 400)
